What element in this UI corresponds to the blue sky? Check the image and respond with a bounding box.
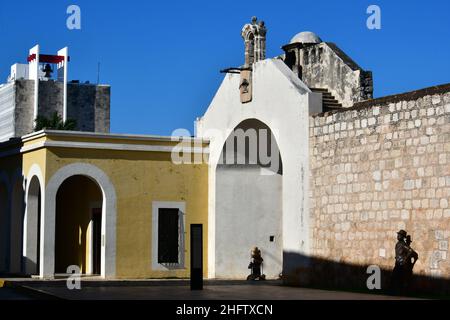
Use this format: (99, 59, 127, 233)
(0, 0, 449, 135)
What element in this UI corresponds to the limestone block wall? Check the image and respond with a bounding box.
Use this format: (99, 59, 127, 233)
(300, 42, 373, 108)
(308, 85, 450, 292)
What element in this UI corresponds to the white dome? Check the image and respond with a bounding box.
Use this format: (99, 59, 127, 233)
(290, 31, 322, 44)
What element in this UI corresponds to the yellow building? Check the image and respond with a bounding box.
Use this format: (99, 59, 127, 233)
(0, 130, 209, 279)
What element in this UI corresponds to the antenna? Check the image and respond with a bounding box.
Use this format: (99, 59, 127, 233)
(97, 62, 100, 84)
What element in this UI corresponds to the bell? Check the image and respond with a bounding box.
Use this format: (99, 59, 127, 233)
(42, 63, 53, 78)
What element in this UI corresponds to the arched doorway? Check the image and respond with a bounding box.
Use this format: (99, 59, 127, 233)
(42, 163, 116, 278)
(0, 182, 9, 273)
(215, 119, 283, 279)
(55, 175, 103, 275)
(24, 175, 41, 275)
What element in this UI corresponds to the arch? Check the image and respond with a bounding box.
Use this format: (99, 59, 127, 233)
(55, 175, 103, 275)
(215, 118, 283, 279)
(43, 163, 116, 278)
(24, 165, 44, 275)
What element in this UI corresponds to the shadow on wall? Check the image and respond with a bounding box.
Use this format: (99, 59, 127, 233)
(0, 152, 27, 276)
(283, 251, 450, 297)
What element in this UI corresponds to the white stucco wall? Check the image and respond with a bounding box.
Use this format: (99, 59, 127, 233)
(216, 165, 282, 279)
(197, 58, 319, 279)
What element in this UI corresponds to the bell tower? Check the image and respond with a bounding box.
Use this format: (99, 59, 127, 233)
(241, 16, 267, 67)
(239, 17, 267, 103)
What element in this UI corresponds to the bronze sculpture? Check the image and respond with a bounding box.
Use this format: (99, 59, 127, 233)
(247, 247, 266, 280)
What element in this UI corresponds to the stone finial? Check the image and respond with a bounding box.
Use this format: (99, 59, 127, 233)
(241, 17, 267, 67)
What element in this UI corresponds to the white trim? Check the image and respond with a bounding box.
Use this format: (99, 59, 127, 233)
(21, 129, 210, 143)
(57, 47, 68, 122)
(44, 163, 117, 279)
(29, 45, 40, 121)
(20, 141, 45, 153)
(19, 140, 209, 155)
(151, 201, 186, 271)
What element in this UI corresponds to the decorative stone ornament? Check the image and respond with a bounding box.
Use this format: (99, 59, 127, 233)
(240, 17, 267, 103)
(241, 16, 267, 67)
(240, 70, 252, 103)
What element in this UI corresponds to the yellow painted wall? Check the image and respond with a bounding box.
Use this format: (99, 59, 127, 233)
(44, 146, 209, 278)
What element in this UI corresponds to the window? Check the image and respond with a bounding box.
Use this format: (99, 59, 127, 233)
(152, 201, 185, 270)
(158, 208, 179, 264)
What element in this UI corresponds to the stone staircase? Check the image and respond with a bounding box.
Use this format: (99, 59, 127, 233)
(311, 88, 343, 112)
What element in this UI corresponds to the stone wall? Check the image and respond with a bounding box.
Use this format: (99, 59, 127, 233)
(14, 80, 35, 137)
(0, 79, 110, 140)
(284, 42, 373, 108)
(67, 83, 110, 133)
(308, 84, 450, 293)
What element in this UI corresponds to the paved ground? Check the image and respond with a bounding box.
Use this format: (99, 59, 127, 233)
(0, 279, 418, 300)
(0, 287, 33, 300)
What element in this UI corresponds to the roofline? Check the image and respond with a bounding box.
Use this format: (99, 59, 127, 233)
(21, 130, 210, 143)
(312, 82, 450, 117)
(353, 82, 450, 109)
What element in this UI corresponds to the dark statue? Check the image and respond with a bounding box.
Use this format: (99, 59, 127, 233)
(247, 247, 266, 280)
(390, 229, 419, 295)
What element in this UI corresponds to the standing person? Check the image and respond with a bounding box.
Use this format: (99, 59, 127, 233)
(389, 230, 409, 295)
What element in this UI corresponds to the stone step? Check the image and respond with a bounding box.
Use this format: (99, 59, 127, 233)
(310, 87, 344, 111)
(310, 88, 329, 92)
(323, 98, 339, 103)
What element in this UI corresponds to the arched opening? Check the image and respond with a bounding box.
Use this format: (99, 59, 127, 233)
(42, 163, 116, 278)
(55, 175, 102, 275)
(24, 176, 41, 275)
(247, 33, 255, 65)
(0, 182, 9, 273)
(215, 119, 283, 279)
(10, 179, 25, 274)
